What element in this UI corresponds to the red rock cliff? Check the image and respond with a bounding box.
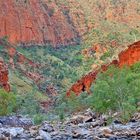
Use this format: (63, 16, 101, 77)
(1, 0, 140, 47)
(119, 41, 140, 67)
(0, 0, 85, 47)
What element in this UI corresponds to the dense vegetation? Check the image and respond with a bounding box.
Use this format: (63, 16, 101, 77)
(0, 62, 139, 124)
(16, 45, 95, 94)
(0, 89, 16, 116)
(57, 63, 140, 122)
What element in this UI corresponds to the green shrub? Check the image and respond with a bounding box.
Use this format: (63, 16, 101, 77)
(0, 89, 17, 116)
(130, 62, 140, 73)
(33, 114, 48, 125)
(16, 92, 48, 124)
(101, 51, 111, 60)
(17, 92, 40, 115)
(56, 92, 90, 120)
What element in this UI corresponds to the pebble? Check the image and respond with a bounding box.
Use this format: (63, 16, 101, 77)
(39, 130, 51, 140)
(35, 135, 44, 140)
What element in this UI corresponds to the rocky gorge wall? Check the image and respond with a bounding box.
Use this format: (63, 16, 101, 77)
(1, 40, 140, 96)
(67, 41, 140, 96)
(1, 0, 140, 47)
(119, 41, 140, 67)
(0, 0, 87, 47)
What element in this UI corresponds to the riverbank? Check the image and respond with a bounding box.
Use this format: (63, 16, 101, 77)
(0, 109, 139, 140)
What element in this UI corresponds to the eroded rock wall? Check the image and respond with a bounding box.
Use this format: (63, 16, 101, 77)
(0, 0, 85, 47)
(1, 0, 140, 47)
(119, 41, 140, 67)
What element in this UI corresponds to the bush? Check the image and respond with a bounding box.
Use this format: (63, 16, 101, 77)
(15, 92, 49, 124)
(55, 92, 90, 120)
(33, 114, 48, 125)
(16, 92, 41, 116)
(130, 62, 140, 73)
(0, 89, 17, 116)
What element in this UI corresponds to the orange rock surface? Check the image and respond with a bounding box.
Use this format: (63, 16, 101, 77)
(0, 0, 84, 47)
(119, 41, 140, 67)
(67, 41, 140, 96)
(0, 0, 140, 47)
(0, 58, 10, 92)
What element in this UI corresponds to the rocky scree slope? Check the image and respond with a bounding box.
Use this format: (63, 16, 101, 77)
(0, 109, 139, 140)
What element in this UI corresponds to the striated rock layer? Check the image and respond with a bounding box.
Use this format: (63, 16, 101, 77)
(67, 41, 140, 96)
(0, 39, 43, 92)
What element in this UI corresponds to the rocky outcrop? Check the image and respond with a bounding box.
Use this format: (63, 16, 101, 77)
(67, 41, 140, 96)
(67, 70, 99, 96)
(0, 58, 10, 92)
(119, 41, 140, 67)
(0, 116, 33, 127)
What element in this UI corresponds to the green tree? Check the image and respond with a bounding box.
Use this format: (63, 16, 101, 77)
(89, 65, 139, 122)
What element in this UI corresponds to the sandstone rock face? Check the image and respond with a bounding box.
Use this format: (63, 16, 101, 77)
(0, 58, 10, 92)
(0, 0, 85, 47)
(119, 41, 140, 67)
(67, 41, 140, 96)
(1, 0, 140, 47)
(67, 70, 98, 96)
